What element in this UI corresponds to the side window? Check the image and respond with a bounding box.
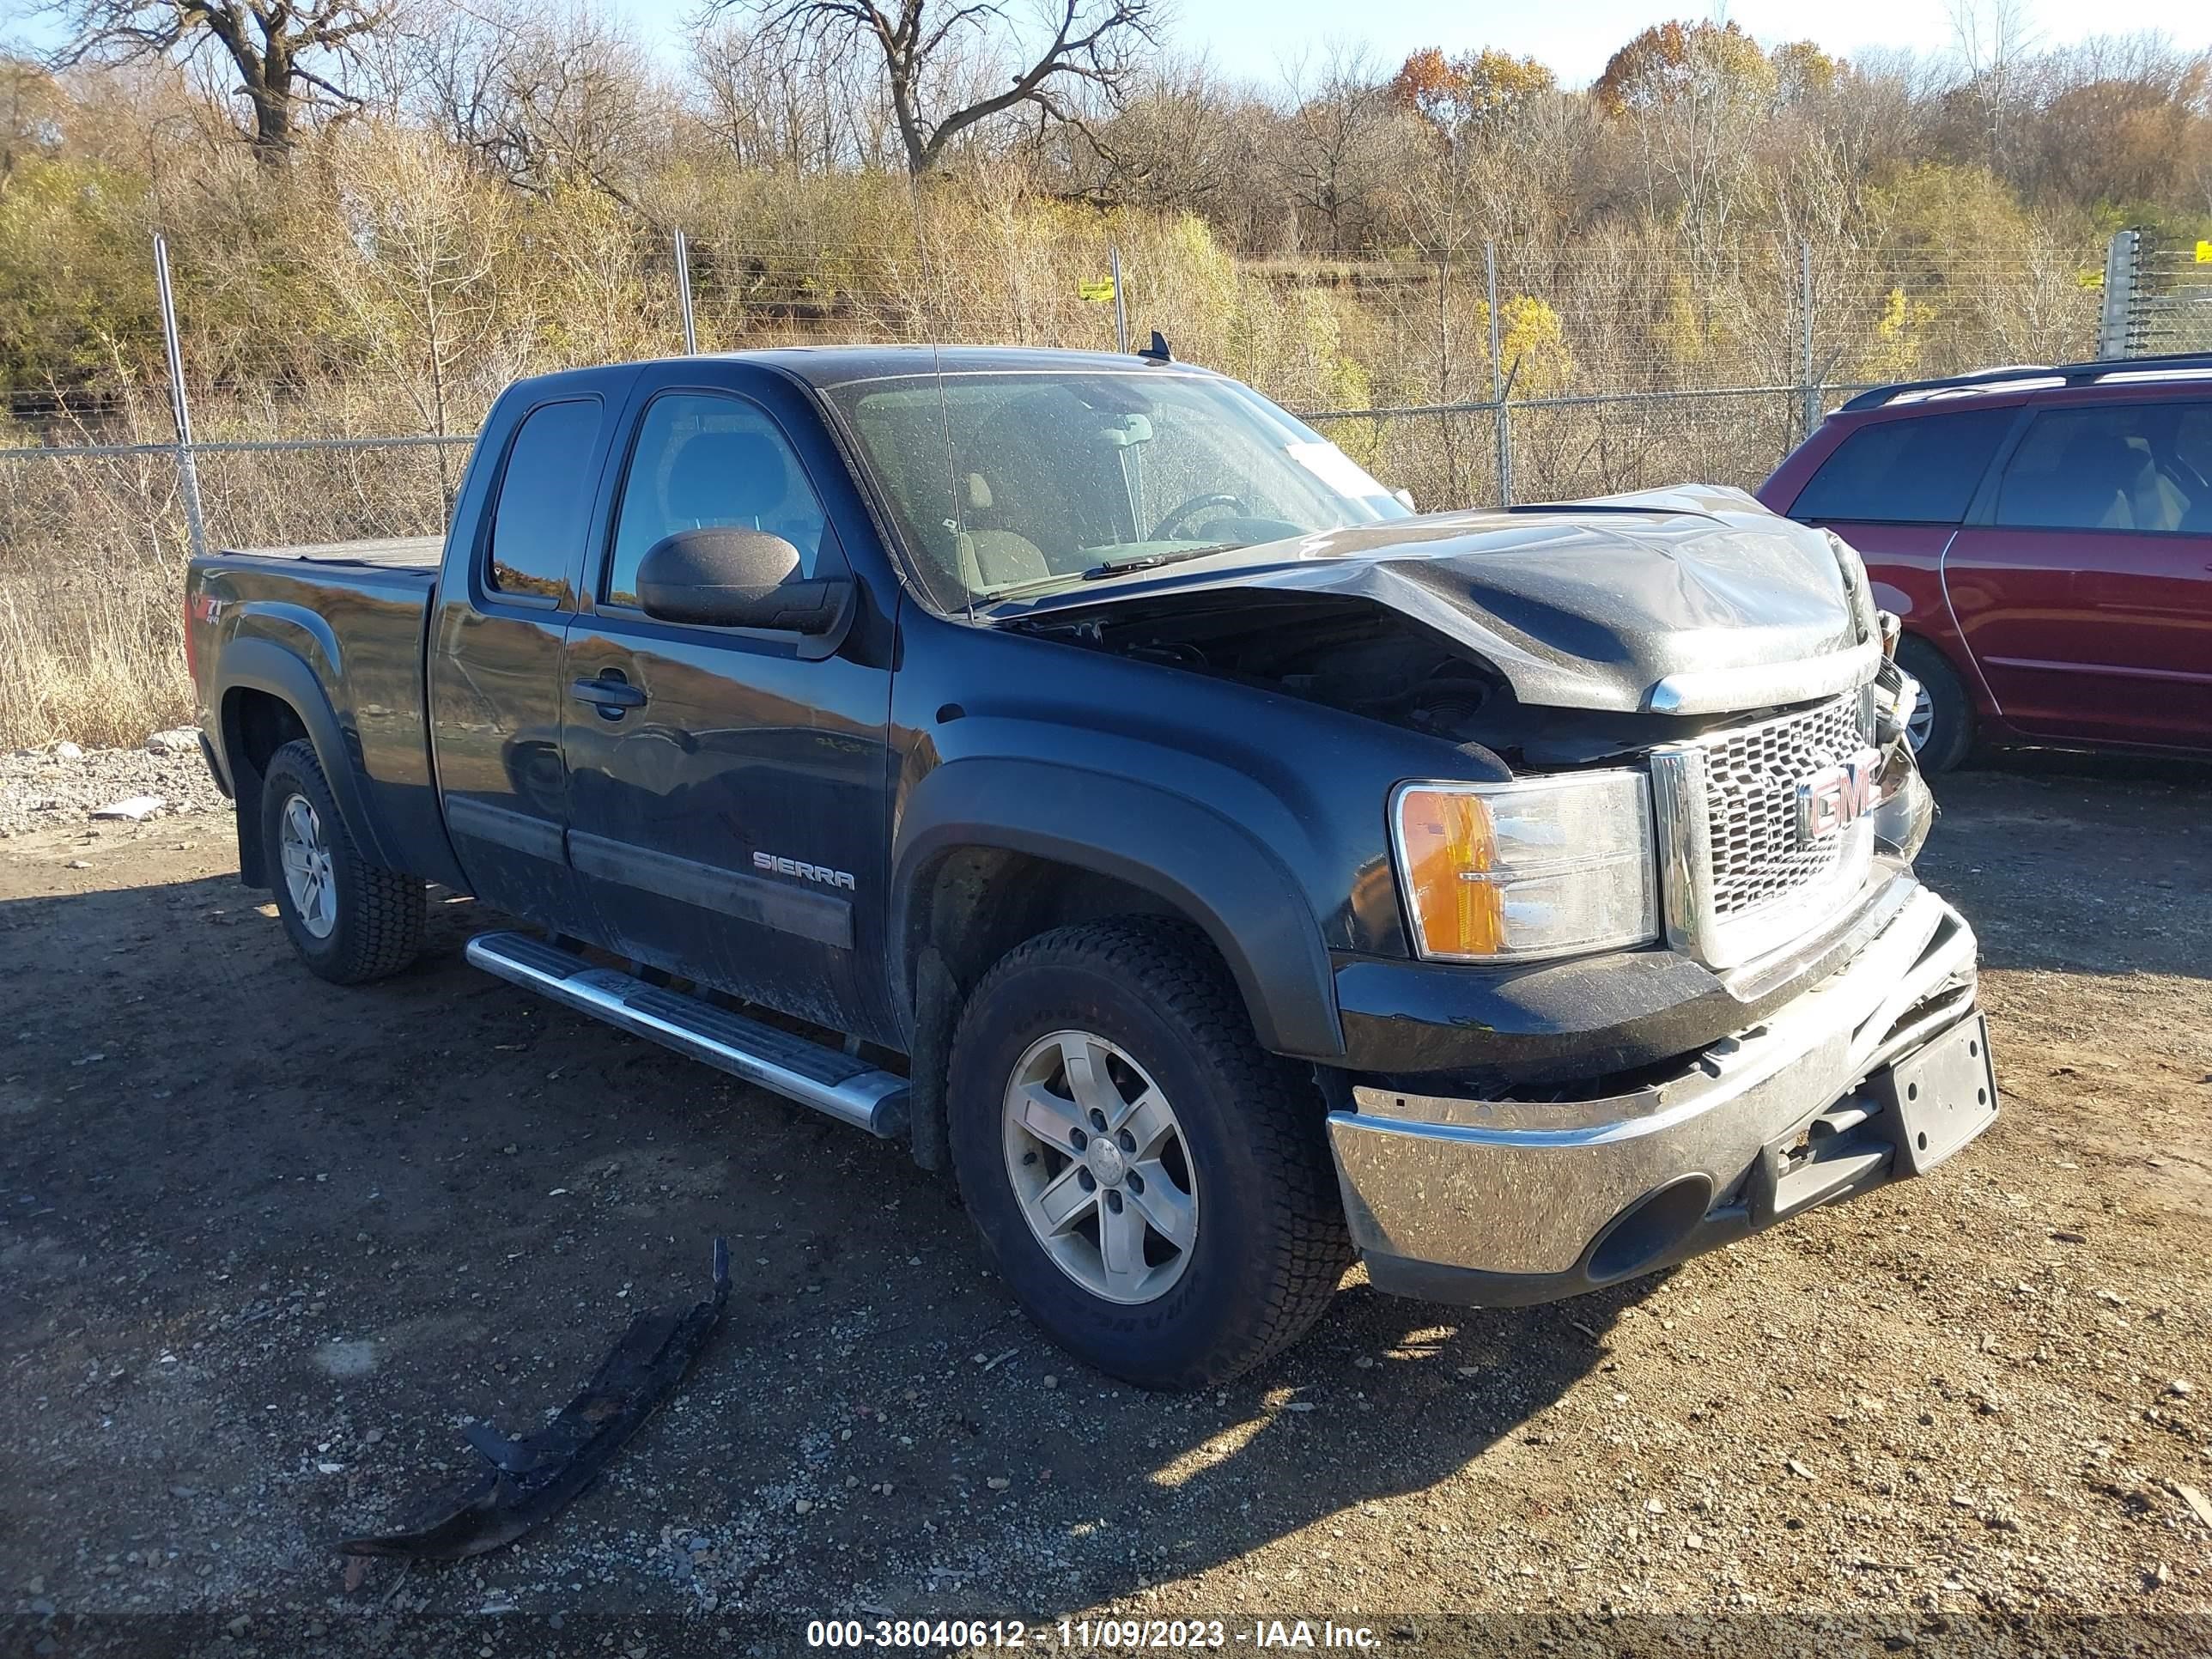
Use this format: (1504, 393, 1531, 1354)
(2173, 404, 2212, 485)
(486, 399, 603, 600)
(606, 393, 835, 609)
(1995, 404, 2200, 535)
(1789, 408, 2014, 525)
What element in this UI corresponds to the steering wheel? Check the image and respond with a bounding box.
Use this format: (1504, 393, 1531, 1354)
(1150, 493, 1248, 542)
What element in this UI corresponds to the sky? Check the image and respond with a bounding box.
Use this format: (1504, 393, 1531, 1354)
(3, 0, 2205, 91)
(616, 0, 2212, 88)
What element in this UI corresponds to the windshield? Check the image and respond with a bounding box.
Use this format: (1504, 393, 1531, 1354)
(821, 369, 1410, 610)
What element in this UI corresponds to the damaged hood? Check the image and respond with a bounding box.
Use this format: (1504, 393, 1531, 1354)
(1000, 486, 1882, 715)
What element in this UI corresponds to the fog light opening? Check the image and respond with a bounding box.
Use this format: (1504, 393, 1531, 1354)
(1587, 1173, 1714, 1284)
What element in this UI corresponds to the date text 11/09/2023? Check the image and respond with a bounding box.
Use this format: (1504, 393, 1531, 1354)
(805, 1619, 1382, 1650)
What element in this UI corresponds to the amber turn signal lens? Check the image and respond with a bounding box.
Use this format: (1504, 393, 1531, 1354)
(1395, 787, 1506, 957)
(1390, 771, 1659, 962)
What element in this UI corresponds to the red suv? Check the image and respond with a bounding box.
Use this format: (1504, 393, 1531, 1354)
(1759, 355, 2212, 771)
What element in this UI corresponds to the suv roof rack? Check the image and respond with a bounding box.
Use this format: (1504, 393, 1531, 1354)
(1839, 350, 2212, 412)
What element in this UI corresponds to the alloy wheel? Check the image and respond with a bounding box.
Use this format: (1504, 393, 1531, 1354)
(1000, 1029, 1199, 1304)
(278, 792, 338, 939)
(1905, 680, 1936, 753)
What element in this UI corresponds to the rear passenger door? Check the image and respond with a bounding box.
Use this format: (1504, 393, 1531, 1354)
(559, 367, 899, 1042)
(429, 390, 620, 932)
(1945, 398, 2212, 747)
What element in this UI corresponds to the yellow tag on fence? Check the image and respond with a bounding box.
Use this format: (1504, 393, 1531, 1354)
(1079, 278, 1115, 303)
(2197, 240, 2212, 264)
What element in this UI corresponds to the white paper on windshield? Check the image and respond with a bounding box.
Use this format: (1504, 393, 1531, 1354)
(1286, 441, 1390, 501)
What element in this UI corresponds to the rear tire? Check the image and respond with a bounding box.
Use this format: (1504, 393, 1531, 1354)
(947, 920, 1352, 1390)
(1896, 637, 1974, 775)
(259, 738, 424, 984)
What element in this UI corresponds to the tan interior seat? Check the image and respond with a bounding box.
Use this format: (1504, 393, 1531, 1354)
(952, 470, 1052, 587)
(956, 528, 1051, 588)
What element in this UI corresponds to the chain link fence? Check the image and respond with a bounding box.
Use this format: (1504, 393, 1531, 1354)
(2101, 229, 2212, 357)
(0, 228, 2114, 552)
(0, 219, 2117, 744)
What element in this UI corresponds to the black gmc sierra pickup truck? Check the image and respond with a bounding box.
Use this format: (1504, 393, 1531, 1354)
(185, 345, 1996, 1389)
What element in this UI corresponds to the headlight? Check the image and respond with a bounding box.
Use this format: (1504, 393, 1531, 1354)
(1390, 771, 1658, 962)
(1874, 660, 1918, 749)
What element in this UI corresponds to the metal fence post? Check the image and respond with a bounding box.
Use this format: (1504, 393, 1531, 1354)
(1486, 240, 1511, 507)
(1109, 244, 1129, 355)
(152, 233, 208, 562)
(2098, 229, 2139, 360)
(674, 228, 699, 355)
(1799, 240, 1818, 441)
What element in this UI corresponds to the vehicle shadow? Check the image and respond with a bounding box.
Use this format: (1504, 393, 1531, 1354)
(0, 862, 1644, 1632)
(951, 1275, 1651, 1615)
(1965, 744, 2212, 792)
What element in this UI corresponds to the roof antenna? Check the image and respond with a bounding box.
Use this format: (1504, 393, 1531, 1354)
(1138, 330, 1172, 364)
(931, 337, 973, 623)
(903, 169, 975, 622)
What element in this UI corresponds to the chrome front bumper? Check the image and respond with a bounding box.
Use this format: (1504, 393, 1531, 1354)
(1327, 883, 1991, 1306)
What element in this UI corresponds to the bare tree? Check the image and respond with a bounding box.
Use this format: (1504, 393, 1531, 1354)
(1273, 44, 1399, 252)
(1, 56, 64, 173)
(2009, 37, 2212, 209)
(313, 124, 514, 495)
(688, 17, 899, 171)
(713, 0, 1161, 175)
(1945, 0, 2039, 174)
(42, 0, 391, 161)
(1047, 56, 1268, 219)
(404, 2, 664, 203)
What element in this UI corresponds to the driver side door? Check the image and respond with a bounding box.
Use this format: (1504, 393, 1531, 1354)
(560, 369, 899, 1042)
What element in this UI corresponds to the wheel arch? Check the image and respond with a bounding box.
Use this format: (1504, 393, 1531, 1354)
(216, 641, 395, 886)
(891, 760, 1344, 1063)
(1893, 632, 1979, 773)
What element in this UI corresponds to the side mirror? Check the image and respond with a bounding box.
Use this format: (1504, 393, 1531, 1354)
(635, 528, 854, 641)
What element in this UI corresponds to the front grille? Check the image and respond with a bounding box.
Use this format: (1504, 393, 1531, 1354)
(1703, 691, 1874, 918)
(1650, 689, 1879, 969)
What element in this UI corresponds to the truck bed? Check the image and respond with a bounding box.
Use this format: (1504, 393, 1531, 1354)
(186, 535, 453, 889)
(221, 535, 443, 570)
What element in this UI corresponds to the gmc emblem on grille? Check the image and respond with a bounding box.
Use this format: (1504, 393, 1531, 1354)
(1794, 747, 1884, 846)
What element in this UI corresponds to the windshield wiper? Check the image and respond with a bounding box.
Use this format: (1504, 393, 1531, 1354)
(1081, 545, 1238, 580)
(971, 544, 1242, 609)
(977, 570, 1089, 603)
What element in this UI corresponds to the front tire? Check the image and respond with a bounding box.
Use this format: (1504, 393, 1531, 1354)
(1895, 637, 1975, 775)
(259, 738, 424, 984)
(946, 920, 1352, 1389)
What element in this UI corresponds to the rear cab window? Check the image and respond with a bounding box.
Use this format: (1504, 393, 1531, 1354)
(1789, 407, 2015, 525)
(485, 399, 604, 602)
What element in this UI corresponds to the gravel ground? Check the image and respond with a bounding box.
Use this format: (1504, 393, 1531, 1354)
(0, 734, 228, 839)
(0, 750, 2208, 1658)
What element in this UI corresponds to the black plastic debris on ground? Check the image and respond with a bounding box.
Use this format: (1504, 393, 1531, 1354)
(338, 1237, 732, 1562)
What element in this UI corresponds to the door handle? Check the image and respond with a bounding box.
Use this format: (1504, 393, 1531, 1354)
(570, 674, 647, 718)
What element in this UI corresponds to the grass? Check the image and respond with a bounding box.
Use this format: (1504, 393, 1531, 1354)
(0, 438, 453, 750)
(0, 563, 193, 750)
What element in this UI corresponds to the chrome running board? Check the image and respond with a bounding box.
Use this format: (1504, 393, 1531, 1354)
(465, 931, 908, 1138)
